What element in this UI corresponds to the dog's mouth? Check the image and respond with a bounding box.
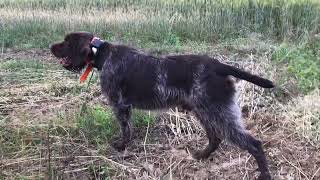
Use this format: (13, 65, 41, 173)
(58, 56, 84, 73)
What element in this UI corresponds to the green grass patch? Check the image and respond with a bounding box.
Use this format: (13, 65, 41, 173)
(76, 104, 116, 144)
(49, 82, 84, 96)
(0, 59, 62, 85)
(133, 110, 156, 128)
(87, 164, 113, 180)
(75, 104, 156, 145)
(0, 125, 42, 156)
(0, 59, 59, 71)
(272, 39, 320, 93)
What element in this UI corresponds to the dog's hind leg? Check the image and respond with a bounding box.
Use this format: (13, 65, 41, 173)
(211, 102, 271, 180)
(231, 131, 271, 180)
(111, 103, 133, 151)
(192, 129, 222, 160)
(192, 107, 222, 160)
(226, 126, 271, 180)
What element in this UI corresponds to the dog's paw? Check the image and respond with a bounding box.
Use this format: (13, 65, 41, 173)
(192, 150, 211, 160)
(111, 138, 126, 151)
(258, 173, 272, 180)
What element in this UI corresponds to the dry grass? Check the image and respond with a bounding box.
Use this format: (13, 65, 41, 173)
(282, 89, 320, 144)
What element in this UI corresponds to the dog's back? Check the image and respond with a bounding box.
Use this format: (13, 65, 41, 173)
(165, 55, 236, 102)
(167, 54, 274, 88)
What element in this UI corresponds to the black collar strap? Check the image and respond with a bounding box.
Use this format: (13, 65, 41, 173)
(80, 37, 104, 83)
(90, 37, 104, 55)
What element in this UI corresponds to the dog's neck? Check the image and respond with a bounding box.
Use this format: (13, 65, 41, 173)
(90, 37, 104, 55)
(89, 37, 111, 70)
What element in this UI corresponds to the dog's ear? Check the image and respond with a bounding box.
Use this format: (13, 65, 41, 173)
(70, 46, 92, 67)
(81, 46, 92, 57)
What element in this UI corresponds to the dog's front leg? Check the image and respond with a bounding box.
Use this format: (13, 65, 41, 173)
(101, 68, 133, 151)
(111, 101, 133, 151)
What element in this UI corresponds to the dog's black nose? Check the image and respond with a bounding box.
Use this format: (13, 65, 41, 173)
(49, 44, 57, 53)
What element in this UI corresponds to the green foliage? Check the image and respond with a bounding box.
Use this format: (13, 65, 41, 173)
(0, 125, 42, 155)
(272, 40, 320, 93)
(77, 104, 117, 144)
(0, 59, 58, 71)
(0, 19, 66, 48)
(76, 104, 156, 144)
(0, 59, 61, 85)
(49, 82, 83, 96)
(166, 33, 181, 46)
(133, 110, 156, 128)
(87, 164, 113, 179)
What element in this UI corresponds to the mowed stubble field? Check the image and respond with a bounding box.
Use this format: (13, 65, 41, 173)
(0, 0, 320, 179)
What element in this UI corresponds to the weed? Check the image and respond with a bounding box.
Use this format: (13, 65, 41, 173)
(0, 59, 62, 85)
(77, 104, 117, 144)
(272, 40, 320, 93)
(165, 33, 181, 47)
(75, 103, 157, 145)
(284, 89, 320, 142)
(88, 164, 113, 180)
(0, 59, 57, 70)
(133, 110, 156, 128)
(0, 126, 41, 156)
(49, 82, 83, 97)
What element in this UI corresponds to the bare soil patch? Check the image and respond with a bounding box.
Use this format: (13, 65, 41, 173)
(0, 48, 56, 62)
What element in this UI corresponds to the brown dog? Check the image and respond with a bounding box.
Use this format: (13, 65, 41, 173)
(51, 32, 274, 180)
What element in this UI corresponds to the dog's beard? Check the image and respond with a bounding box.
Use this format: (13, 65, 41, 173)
(60, 57, 72, 67)
(59, 57, 85, 73)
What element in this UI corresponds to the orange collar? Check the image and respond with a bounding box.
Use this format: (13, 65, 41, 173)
(79, 37, 100, 83)
(80, 63, 93, 83)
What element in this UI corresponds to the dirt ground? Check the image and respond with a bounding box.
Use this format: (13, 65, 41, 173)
(0, 49, 319, 180)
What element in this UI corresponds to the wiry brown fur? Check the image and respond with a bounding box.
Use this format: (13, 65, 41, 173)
(51, 32, 274, 180)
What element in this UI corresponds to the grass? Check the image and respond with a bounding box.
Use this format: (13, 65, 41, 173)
(133, 110, 156, 128)
(87, 164, 113, 180)
(1, 41, 319, 179)
(0, 59, 58, 70)
(0, 59, 74, 86)
(1, 0, 320, 179)
(0, 0, 319, 49)
(272, 37, 320, 93)
(76, 104, 117, 144)
(0, 57, 158, 178)
(284, 89, 320, 143)
(59, 103, 157, 145)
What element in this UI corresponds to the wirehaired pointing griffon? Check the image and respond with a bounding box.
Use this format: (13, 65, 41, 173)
(51, 32, 274, 180)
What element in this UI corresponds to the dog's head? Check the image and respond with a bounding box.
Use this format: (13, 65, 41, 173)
(50, 32, 94, 72)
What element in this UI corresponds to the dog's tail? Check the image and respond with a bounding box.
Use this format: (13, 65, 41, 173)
(217, 64, 275, 88)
